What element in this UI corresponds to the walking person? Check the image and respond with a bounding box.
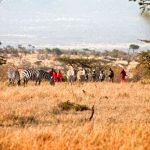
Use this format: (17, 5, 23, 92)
(92, 69, 96, 81)
(53, 70, 58, 83)
(49, 68, 54, 76)
(85, 69, 88, 81)
(99, 70, 105, 82)
(108, 68, 114, 82)
(57, 70, 63, 82)
(120, 69, 127, 83)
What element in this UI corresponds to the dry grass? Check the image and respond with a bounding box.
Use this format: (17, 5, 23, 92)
(0, 82, 150, 150)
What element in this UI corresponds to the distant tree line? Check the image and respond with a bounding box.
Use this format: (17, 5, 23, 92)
(0, 42, 131, 59)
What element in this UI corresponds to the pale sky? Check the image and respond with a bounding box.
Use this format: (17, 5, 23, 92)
(0, 0, 150, 50)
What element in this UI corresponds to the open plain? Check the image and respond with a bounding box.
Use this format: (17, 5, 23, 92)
(0, 81, 150, 150)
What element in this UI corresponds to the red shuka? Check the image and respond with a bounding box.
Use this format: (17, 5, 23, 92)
(49, 70, 53, 76)
(57, 72, 63, 82)
(53, 72, 57, 82)
(120, 70, 126, 83)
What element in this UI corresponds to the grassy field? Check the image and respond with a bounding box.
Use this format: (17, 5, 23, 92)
(0, 82, 150, 150)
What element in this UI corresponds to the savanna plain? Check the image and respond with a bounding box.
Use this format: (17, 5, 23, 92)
(0, 81, 150, 150)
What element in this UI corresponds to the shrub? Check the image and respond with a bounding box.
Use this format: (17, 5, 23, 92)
(58, 101, 90, 111)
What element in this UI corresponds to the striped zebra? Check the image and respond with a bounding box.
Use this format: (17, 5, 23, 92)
(36, 70, 54, 85)
(20, 69, 40, 87)
(7, 68, 20, 86)
(20, 69, 54, 86)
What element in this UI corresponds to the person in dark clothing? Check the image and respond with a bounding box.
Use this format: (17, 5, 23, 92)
(108, 68, 114, 82)
(120, 69, 126, 83)
(85, 69, 88, 81)
(49, 68, 54, 76)
(92, 70, 96, 81)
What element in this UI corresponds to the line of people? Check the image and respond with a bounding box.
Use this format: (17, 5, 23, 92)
(48, 67, 127, 83)
(49, 68, 63, 83)
(92, 68, 127, 83)
(109, 68, 127, 83)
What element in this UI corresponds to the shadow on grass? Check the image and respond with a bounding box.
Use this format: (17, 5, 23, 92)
(0, 114, 38, 128)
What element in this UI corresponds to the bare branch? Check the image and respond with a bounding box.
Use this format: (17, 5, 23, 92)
(89, 105, 95, 121)
(129, 0, 150, 14)
(138, 39, 150, 43)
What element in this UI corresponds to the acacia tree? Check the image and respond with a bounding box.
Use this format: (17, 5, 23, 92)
(135, 50, 150, 78)
(138, 50, 150, 69)
(138, 39, 150, 43)
(129, 0, 150, 14)
(129, 44, 139, 60)
(129, 44, 139, 53)
(51, 48, 62, 56)
(57, 57, 103, 71)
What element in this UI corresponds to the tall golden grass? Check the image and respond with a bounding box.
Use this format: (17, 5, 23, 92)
(0, 82, 150, 150)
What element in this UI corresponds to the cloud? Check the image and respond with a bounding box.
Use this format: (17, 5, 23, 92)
(0, 16, 88, 24)
(53, 17, 85, 22)
(28, 16, 88, 23)
(0, 34, 36, 38)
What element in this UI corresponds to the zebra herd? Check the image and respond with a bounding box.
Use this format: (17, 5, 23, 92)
(7, 68, 54, 87)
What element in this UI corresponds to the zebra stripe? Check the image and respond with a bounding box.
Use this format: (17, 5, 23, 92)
(22, 69, 39, 80)
(21, 69, 40, 86)
(21, 69, 54, 86)
(37, 70, 54, 85)
(7, 69, 20, 86)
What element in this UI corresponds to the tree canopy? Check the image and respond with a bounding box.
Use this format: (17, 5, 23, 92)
(138, 50, 150, 69)
(0, 56, 6, 65)
(129, 0, 150, 14)
(58, 57, 101, 69)
(129, 44, 140, 50)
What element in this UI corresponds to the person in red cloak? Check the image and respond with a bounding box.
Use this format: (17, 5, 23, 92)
(53, 70, 57, 83)
(120, 69, 126, 83)
(57, 70, 63, 82)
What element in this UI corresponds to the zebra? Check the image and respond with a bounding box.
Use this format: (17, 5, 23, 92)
(20, 69, 54, 86)
(36, 70, 54, 85)
(20, 69, 40, 87)
(7, 68, 20, 86)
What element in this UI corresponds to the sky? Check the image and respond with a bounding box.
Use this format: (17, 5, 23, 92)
(0, 0, 150, 50)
